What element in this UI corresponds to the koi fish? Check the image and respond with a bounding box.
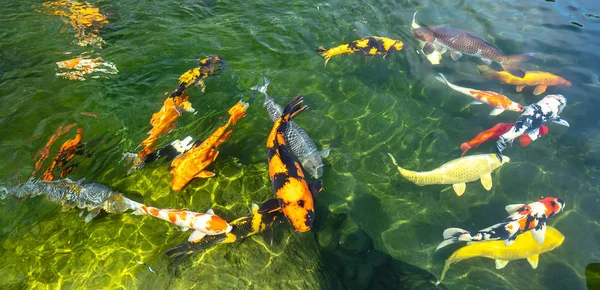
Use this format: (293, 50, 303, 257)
(165, 199, 284, 268)
(172, 56, 224, 96)
(316, 36, 404, 65)
(170, 100, 248, 191)
(437, 226, 564, 284)
(43, 127, 85, 181)
(41, 0, 109, 47)
(131, 202, 232, 242)
(496, 94, 569, 161)
(436, 197, 565, 250)
(0, 178, 140, 222)
(267, 96, 322, 232)
(460, 123, 549, 156)
(436, 73, 523, 116)
(388, 153, 508, 196)
(55, 57, 118, 81)
(130, 94, 195, 172)
(251, 77, 330, 178)
(411, 24, 531, 78)
(32, 124, 78, 178)
(478, 65, 572, 95)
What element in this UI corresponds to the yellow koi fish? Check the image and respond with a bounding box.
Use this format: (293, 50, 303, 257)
(478, 65, 572, 95)
(387, 153, 509, 196)
(316, 36, 403, 65)
(437, 226, 565, 284)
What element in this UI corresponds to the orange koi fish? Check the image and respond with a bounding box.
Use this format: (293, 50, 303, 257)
(460, 123, 549, 156)
(41, 0, 109, 47)
(170, 100, 248, 191)
(436, 74, 523, 116)
(267, 96, 322, 232)
(316, 37, 404, 65)
(32, 123, 77, 178)
(131, 202, 232, 241)
(43, 128, 85, 181)
(478, 65, 572, 95)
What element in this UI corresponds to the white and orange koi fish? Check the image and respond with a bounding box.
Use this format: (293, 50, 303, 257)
(436, 73, 523, 116)
(132, 202, 232, 241)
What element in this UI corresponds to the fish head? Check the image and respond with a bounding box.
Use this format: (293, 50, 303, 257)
(206, 215, 233, 235)
(541, 197, 565, 216)
(508, 102, 524, 112)
(411, 27, 435, 42)
(540, 94, 567, 114)
(301, 158, 324, 179)
(280, 194, 315, 233)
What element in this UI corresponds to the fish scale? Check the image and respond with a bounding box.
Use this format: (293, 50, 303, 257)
(397, 154, 501, 185)
(432, 27, 507, 63)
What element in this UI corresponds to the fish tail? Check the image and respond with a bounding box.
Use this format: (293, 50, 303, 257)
(435, 73, 450, 86)
(436, 228, 471, 251)
(460, 143, 471, 157)
(282, 96, 307, 122)
(502, 53, 534, 78)
(165, 236, 227, 272)
(249, 77, 270, 97)
(387, 153, 417, 180)
(227, 100, 249, 125)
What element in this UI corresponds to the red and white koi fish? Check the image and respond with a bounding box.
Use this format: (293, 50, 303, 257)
(132, 202, 232, 241)
(436, 73, 523, 116)
(436, 197, 565, 250)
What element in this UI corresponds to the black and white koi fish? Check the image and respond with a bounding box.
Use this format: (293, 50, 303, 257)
(251, 77, 330, 179)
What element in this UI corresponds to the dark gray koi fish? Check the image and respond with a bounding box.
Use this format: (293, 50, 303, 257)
(251, 77, 330, 179)
(411, 15, 532, 78)
(0, 178, 139, 222)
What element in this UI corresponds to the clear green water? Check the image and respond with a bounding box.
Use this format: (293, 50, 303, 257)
(1, 0, 600, 289)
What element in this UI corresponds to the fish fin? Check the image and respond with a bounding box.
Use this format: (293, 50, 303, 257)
(533, 85, 547, 95)
(435, 73, 449, 86)
(442, 228, 469, 240)
(489, 108, 505, 116)
(503, 237, 516, 246)
(531, 224, 547, 245)
(309, 180, 323, 197)
(495, 259, 510, 269)
(516, 85, 526, 92)
(450, 50, 463, 61)
(480, 173, 493, 190)
(481, 58, 493, 65)
(436, 228, 470, 251)
(423, 42, 435, 54)
(187, 230, 206, 242)
(262, 228, 274, 247)
(251, 203, 259, 211)
(527, 254, 540, 269)
(206, 208, 215, 215)
(552, 117, 570, 127)
(180, 227, 190, 232)
(195, 171, 216, 178)
(460, 143, 471, 157)
(84, 209, 101, 223)
(505, 204, 525, 214)
(502, 54, 533, 78)
(316, 47, 331, 65)
(470, 100, 484, 105)
(319, 148, 331, 158)
(452, 183, 466, 196)
(258, 198, 282, 214)
(520, 134, 532, 147)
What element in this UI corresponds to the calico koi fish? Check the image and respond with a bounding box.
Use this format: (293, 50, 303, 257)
(316, 36, 404, 65)
(267, 96, 322, 232)
(460, 123, 549, 157)
(251, 77, 330, 178)
(496, 94, 569, 161)
(478, 65, 572, 95)
(436, 197, 565, 250)
(436, 73, 523, 116)
(170, 100, 248, 191)
(165, 199, 284, 268)
(131, 202, 232, 242)
(411, 23, 531, 78)
(388, 153, 508, 196)
(437, 226, 564, 284)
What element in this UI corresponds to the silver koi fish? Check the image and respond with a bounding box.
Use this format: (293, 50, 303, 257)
(251, 77, 330, 179)
(0, 178, 139, 222)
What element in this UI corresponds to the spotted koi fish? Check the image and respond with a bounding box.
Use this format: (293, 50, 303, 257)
(132, 202, 232, 242)
(316, 36, 404, 65)
(170, 100, 248, 191)
(165, 199, 284, 268)
(460, 123, 549, 157)
(267, 96, 322, 232)
(436, 73, 523, 116)
(436, 197, 565, 250)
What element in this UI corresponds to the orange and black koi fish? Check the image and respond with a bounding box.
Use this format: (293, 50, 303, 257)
(43, 128, 85, 181)
(165, 199, 284, 269)
(267, 96, 322, 232)
(32, 124, 77, 178)
(316, 36, 404, 65)
(170, 56, 224, 97)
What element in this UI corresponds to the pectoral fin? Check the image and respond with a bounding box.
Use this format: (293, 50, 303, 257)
(481, 58, 493, 65)
(320, 148, 331, 158)
(423, 42, 435, 54)
(452, 183, 466, 196)
(533, 85, 547, 95)
(516, 85, 526, 92)
(480, 173, 493, 190)
(262, 228, 274, 247)
(503, 236, 516, 246)
(552, 117, 570, 127)
(505, 204, 525, 214)
(470, 100, 484, 105)
(450, 50, 463, 61)
(309, 180, 323, 197)
(489, 108, 505, 116)
(188, 230, 207, 242)
(495, 259, 510, 269)
(531, 224, 547, 245)
(196, 171, 216, 178)
(527, 254, 540, 269)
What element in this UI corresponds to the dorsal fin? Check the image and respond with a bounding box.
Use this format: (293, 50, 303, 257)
(206, 208, 215, 215)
